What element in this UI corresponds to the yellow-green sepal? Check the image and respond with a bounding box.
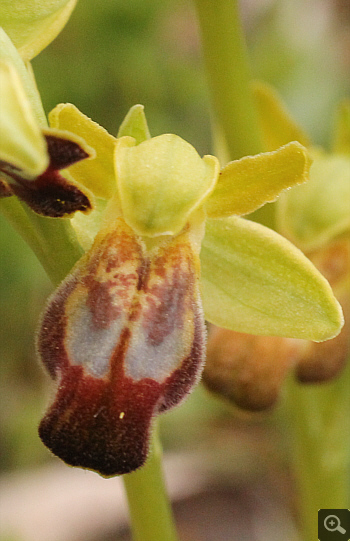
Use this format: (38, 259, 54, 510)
(332, 99, 350, 156)
(205, 141, 311, 218)
(117, 104, 151, 143)
(200, 216, 343, 341)
(115, 134, 220, 237)
(49, 103, 116, 199)
(277, 149, 350, 251)
(0, 60, 48, 177)
(0, 0, 77, 61)
(252, 81, 310, 151)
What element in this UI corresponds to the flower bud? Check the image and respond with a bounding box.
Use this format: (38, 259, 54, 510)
(204, 326, 303, 411)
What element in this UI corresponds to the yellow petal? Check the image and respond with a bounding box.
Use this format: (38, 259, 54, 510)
(252, 81, 310, 151)
(0, 0, 78, 61)
(0, 60, 48, 176)
(115, 135, 219, 237)
(206, 142, 311, 218)
(49, 103, 116, 199)
(200, 216, 344, 341)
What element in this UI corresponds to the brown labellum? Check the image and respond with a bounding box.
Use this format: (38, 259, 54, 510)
(37, 218, 205, 476)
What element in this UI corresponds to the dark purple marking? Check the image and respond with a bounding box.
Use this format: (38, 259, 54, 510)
(86, 279, 121, 329)
(44, 133, 90, 170)
(0, 132, 92, 217)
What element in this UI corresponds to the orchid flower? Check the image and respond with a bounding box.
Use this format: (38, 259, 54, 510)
(37, 105, 344, 476)
(0, 39, 343, 475)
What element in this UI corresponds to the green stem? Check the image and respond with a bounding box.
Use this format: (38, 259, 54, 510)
(193, 0, 263, 159)
(123, 425, 179, 541)
(286, 363, 350, 541)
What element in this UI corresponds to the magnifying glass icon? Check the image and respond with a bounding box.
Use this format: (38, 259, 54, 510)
(324, 515, 346, 534)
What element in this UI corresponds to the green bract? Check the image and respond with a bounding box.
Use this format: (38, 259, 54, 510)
(0, 0, 77, 60)
(252, 81, 311, 151)
(332, 100, 350, 156)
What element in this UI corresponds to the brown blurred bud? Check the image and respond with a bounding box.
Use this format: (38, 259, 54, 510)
(203, 327, 305, 411)
(309, 238, 350, 289)
(296, 238, 350, 382)
(296, 291, 349, 382)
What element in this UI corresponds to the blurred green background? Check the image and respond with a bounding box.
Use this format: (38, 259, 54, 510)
(0, 0, 349, 539)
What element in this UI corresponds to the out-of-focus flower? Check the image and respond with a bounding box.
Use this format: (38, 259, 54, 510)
(204, 85, 350, 411)
(0, 0, 78, 60)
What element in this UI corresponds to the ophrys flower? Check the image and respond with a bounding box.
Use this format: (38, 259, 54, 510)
(34, 100, 343, 476)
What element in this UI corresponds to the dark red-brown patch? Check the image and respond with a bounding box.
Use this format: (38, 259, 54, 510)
(0, 132, 92, 217)
(44, 133, 90, 170)
(39, 367, 162, 476)
(11, 172, 91, 217)
(39, 325, 163, 476)
(86, 279, 121, 329)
